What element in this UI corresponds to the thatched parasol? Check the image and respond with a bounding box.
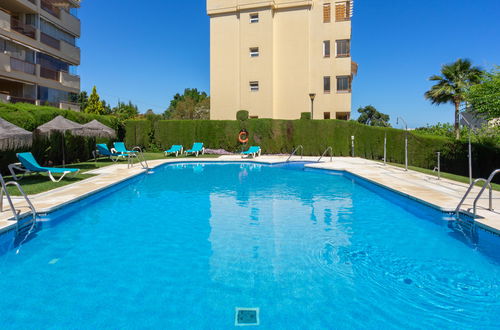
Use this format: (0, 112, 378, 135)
(0, 117, 33, 151)
(36, 115, 90, 166)
(82, 119, 116, 138)
(36, 115, 86, 136)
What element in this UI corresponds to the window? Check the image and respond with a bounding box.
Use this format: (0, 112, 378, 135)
(250, 47, 260, 57)
(335, 1, 351, 22)
(336, 112, 350, 120)
(336, 76, 351, 92)
(323, 41, 331, 58)
(250, 81, 259, 92)
(250, 13, 259, 23)
(336, 39, 350, 57)
(323, 76, 331, 93)
(324, 112, 331, 119)
(323, 3, 331, 23)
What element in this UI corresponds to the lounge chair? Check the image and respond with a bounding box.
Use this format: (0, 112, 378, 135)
(241, 146, 261, 158)
(14, 152, 80, 182)
(113, 142, 138, 156)
(95, 144, 128, 162)
(164, 145, 183, 157)
(185, 142, 204, 157)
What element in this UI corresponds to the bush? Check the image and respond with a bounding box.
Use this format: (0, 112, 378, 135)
(115, 119, 500, 183)
(300, 112, 311, 120)
(236, 110, 249, 121)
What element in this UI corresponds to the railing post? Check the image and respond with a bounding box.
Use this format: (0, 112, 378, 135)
(437, 152, 441, 180)
(383, 133, 387, 166)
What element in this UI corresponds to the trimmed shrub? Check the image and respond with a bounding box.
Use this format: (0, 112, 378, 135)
(300, 112, 311, 120)
(123, 118, 500, 182)
(236, 110, 249, 121)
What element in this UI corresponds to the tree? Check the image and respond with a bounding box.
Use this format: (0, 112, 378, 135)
(467, 68, 500, 120)
(85, 86, 105, 115)
(424, 59, 483, 139)
(112, 101, 139, 119)
(357, 105, 391, 127)
(164, 88, 210, 120)
(73, 91, 88, 111)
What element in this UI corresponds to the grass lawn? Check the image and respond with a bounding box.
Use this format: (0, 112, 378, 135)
(4, 152, 220, 196)
(380, 161, 500, 191)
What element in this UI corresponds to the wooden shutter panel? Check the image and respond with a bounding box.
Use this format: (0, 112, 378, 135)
(323, 4, 331, 23)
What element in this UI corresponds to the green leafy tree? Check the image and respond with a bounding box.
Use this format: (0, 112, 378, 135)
(112, 101, 139, 119)
(467, 67, 500, 120)
(164, 88, 210, 120)
(85, 86, 105, 115)
(357, 105, 391, 127)
(72, 91, 88, 111)
(424, 59, 483, 139)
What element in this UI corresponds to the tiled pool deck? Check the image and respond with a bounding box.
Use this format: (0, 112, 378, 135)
(1, 156, 499, 236)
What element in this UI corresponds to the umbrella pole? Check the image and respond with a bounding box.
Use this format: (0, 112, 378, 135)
(62, 132, 65, 168)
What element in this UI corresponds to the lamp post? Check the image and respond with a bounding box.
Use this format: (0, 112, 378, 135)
(309, 93, 316, 119)
(460, 113, 473, 184)
(396, 116, 408, 171)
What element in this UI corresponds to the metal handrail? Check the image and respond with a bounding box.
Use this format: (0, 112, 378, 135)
(0, 175, 37, 233)
(455, 178, 492, 216)
(318, 146, 333, 163)
(286, 145, 303, 162)
(472, 169, 499, 217)
(128, 146, 149, 169)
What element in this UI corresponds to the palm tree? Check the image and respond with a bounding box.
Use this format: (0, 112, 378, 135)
(424, 59, 483, 139)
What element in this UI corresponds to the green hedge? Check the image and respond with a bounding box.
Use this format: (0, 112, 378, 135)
(124, 118, 499, 182)
(0, 103, 124, 174)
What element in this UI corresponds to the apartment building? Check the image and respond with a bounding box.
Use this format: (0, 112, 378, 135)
(0, 0, 81, 110)
(207, 0, 357, 120)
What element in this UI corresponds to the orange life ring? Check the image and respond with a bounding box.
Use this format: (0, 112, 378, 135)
(238, 130, 249, 143)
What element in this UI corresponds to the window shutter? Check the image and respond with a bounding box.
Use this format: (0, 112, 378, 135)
(323, 4, 331, 23)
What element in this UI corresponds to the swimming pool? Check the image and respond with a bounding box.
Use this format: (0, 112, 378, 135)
(0, 162, 499, 328)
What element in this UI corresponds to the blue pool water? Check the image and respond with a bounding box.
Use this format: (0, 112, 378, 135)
(0, 162, 499, 329)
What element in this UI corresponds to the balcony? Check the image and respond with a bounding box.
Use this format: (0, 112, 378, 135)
(10, 96, 36, 104)
(10, 17, 37, 39)
(40, 32, 61, 50)
(10, 57, 36, 75)
(40, 66, 60, 81)
(59, 71, 80, 89)
(41, 0, 61, 18)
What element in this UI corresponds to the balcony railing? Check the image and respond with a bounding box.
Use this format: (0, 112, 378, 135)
(41, 0, 61, 18)
(40, 66, 60, 81)
(10, 96, 36, 105)
(40, 32, 61, 50)
(10, 57, 36, 75)
(10, 17, 36, 39)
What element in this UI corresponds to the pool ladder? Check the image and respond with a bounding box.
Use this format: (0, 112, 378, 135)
(0, 174, 37, 236)
(127, 146, 150, 170)
(287, 145, 304, 162)
(318, 146, 333, 162)
(455, 169, 499, 219)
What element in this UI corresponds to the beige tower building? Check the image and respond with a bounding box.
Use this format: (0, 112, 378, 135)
(207, 0, 356, 120)
(0, 0, 81, 110)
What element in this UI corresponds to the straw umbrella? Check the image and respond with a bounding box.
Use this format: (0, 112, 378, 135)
(82, 120, 116, 139)
(0, 117, 32, 151)
(36, 115, 88, 166)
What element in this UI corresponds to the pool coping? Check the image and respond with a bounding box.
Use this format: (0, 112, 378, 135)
(1, 156, 499, 237)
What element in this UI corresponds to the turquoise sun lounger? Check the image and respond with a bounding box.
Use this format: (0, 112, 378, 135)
(185, 142, 204, 157)
(241, 146, 261, 158)
(164, 145, 183, 157)
(113, 142, 138, 156)
(96, 144, 128, 162)
(16, 152, 80, 182)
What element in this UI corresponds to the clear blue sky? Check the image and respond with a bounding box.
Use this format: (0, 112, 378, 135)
(78, 0, 500, 128)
